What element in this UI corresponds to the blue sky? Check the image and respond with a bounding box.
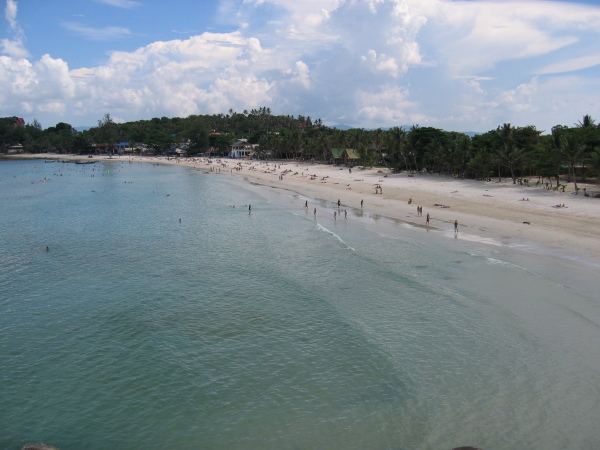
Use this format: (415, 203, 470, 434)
(1, 0, 599, 133)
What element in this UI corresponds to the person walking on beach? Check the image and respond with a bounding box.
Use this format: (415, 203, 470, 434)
(454, 220, 458, 236)
(334, 211, 337, 220)
(249, 204, 252, 212)
(361, 199, 363, 208)
(337, 199, 341, 208)
(305, 200, 308, 208)
(344, 210, 347, 220)
(426, 213, 430, 226)
(314, 208, 317, 218)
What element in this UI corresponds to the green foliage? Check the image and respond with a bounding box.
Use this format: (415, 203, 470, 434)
(1, 111, 599, 186)
(185, 118, 210, 154)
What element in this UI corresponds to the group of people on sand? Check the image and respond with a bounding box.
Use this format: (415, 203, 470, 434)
(302, 196, 459, 236)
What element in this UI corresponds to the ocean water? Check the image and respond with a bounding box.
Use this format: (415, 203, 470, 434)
(1, 159, 599, 450)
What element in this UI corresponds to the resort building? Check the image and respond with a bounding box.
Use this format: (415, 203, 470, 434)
(330, 148, 360, 165)
(230, 139, 258, 158)
(6, 143, 24, 154)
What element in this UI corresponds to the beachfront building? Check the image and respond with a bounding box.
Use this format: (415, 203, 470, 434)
(229, 139, 258, 158)
(6, 143, 24, 154)
(91, 143, 118, 155)
(330, 148, 360, 165)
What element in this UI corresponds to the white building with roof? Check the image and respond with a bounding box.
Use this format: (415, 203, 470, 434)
(229, 139, 257, 158)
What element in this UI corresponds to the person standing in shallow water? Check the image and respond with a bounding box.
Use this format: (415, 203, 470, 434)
(454, 220, 458, 236)
(426, 213, 430, 225)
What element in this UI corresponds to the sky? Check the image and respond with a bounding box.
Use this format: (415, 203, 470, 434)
(1, 0, 599, 133)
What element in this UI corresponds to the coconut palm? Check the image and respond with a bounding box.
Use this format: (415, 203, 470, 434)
(466, 149, 493, 180)
(383, 127, 407, 171)
(496, 123, 515, 144)
(494, 142, 527, 183)
(575, 114, 596, 128)
(589, 148, 600, 176)
(560, 135, 586, 191)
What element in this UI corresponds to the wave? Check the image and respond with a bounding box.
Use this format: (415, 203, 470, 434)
(315, 223, 355, 251)
(486, 257, 519, 268)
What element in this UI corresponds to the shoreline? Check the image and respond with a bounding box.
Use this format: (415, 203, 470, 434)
(6, 153, 600, 267)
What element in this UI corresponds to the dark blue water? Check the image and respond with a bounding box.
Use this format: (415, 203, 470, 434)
(1, 159, 599, 449)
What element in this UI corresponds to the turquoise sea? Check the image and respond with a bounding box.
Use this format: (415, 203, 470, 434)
(1, 159, 599, 449)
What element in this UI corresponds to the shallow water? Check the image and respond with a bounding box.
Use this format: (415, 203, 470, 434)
(1, 159, 599, 449)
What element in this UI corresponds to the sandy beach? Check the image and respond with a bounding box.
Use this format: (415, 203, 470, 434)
(10, 153, 600, 267)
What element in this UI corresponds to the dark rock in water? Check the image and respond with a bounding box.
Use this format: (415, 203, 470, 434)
(21, 443, 59, 450)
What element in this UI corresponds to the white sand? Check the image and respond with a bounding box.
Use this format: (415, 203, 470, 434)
(14, 154, 600, 267)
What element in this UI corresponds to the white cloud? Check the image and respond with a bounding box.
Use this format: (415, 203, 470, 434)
(0, 37, 27, 57)
(1, 0, 28, 58)
(356, 85, 423, 125)
(427, 0, 600, 75)
(62, 22, 133, 41)
(95, 0, 141, 8)
(328, 0, 427, 73)
(536, 53, 600, 75)
(4, 0, 17, 27)
(496, 75, 600, 130)
(1, 0, 600, 132)
(63, 32, 274, 119)
(0, 54, 75, 116)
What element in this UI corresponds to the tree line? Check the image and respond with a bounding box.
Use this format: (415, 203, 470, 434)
(2, 110, 599, 187)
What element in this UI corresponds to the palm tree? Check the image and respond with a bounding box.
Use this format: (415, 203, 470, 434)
(456, 134, 473, 171)
(347, 128, 366, 159)
(496, 123, 515, 144)
(385, 127, 408, 172)
(494, 142, 527, 183)
(560, 135, 585, 192)
(575, 114, 596, 128)
(309, 133, 329, 162)
(589, 148, 600, 176)
(466, 149, 492, 180)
